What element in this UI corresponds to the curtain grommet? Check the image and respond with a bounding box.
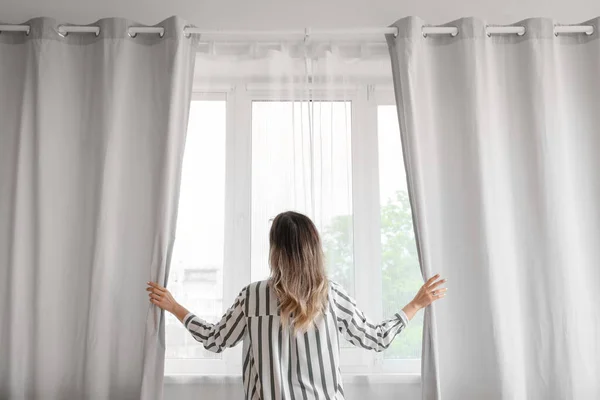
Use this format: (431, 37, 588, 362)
(0, 26, 32, 36)
(554, 25, 594, 36)
(422, 26, 459, 38)
(57, 25, 68, 38)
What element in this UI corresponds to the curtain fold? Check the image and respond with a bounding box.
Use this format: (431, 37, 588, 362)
(387, 16, 600, 400)
(0, 16, 197, 399)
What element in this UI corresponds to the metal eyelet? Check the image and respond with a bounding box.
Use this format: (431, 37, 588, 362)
(57, 25, 68, 38)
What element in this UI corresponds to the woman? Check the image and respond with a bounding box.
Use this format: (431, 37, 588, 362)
(147, 211, 446, 400)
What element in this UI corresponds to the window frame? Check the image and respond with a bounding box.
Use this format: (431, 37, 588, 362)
(165, 84, 422, 377)
(165, 89, 248, 375)
(371, 87, 422, 374)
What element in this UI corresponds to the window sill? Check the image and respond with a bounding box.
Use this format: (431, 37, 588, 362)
(164, 373, 420, 386)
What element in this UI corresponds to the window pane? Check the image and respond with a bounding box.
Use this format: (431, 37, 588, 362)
(166, 100, 226, 359)
(378, 105, 423, 359)
(251, 101, 354, 295)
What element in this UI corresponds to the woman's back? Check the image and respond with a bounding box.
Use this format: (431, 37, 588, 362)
(243, 279, 343, 400)
(183, 279, 409, 400)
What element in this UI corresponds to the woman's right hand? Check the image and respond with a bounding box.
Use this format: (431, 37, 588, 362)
(402, 274, 447, 321)
(147, 282, 190, 322)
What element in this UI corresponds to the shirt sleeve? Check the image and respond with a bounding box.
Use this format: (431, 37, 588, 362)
(330, 282, 409, 352)
(181, 287, 248, 353)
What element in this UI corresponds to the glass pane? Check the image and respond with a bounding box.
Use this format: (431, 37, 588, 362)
(166, 100, 226, 359)
(378, 105, 423, 359)
(251, 101, 354, 295)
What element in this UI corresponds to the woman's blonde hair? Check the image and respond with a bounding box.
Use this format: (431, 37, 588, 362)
(269, 211, 328, 333)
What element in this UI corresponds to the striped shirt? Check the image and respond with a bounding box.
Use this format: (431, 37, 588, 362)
(182, 280, 409, 400)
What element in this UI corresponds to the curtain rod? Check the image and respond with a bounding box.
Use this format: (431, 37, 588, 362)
(0, 24, 594, 39)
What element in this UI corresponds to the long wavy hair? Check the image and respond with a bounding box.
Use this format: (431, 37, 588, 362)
(269, 211, 329, 333)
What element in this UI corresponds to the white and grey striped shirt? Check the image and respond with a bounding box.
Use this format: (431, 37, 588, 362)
(182, 280, 409, 400)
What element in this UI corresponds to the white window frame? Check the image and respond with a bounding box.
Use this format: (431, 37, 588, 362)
(165, 83, 422, 376)
(165, 88, 249, 375)
(371, 86, 421, 374)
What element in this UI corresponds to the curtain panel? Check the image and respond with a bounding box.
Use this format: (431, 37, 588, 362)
(387, 16, 600, 400)
(0, 16, 197, 399)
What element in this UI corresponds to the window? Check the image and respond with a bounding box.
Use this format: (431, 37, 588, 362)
(377, 105, 423, 360)
(166, 87, 423, 375)
(166, 98, 226, 361)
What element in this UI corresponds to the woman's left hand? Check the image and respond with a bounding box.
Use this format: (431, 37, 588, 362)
(146, 282, 179, 314)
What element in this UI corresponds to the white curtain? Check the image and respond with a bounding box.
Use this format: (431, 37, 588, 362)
(0, 17, 196, 399)
(387, 17, 600, 400)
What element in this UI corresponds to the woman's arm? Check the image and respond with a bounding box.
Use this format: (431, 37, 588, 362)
(330, 274, 446, 352)
(147, 282, 247, 353)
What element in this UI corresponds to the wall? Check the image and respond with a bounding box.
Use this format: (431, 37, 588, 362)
(1, 0, 599, 27)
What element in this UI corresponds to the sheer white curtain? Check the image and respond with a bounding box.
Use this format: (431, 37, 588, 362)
(0, 17, 197, 399)
(207, 47, 361, 288)
(387, 17, 600, 400)
(170, 42, 394, 332)
(250, 87, 354, 287)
